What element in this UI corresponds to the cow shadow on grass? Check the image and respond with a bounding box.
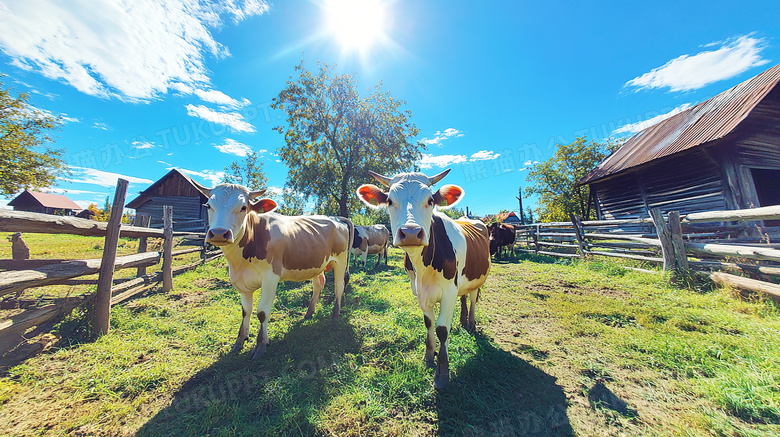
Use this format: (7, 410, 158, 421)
(435, 331, 573, 436)
(135, 311, 363, 436)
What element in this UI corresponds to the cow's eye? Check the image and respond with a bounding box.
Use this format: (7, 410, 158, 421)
(427, 197, 434, 206)
(240, 206, 247, 212)
(387, 199, 394, 207)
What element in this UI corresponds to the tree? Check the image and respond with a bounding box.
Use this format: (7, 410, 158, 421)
(0, 75, 67, 196)
(525, 136, 621, 222)
(276, 188, 306, 216)
(271, 61, 425, 217)
(223, 152, 268, 191)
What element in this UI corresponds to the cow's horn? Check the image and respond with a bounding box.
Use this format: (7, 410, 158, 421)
(191, 179, 212, 198)
(248, 189, 267, 200)
(428, 168, 451, 186)
(368, 170, 392, 187)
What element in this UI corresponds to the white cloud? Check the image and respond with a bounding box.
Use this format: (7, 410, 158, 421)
(171, 167, 225, 186)
(0, 0, 268, 101)
(93, 122, 110, 131)
(417, 153, 468, 169)
(157, 160, 173, 166)
(132, 140, 156, 149)
(422, 128, 464, 146)
(186, 104, 255, 133)
(470, 150, 499, 161)
(613, 104, 693, 135)
(214, 138, 252, 156)
(625, 35, 769, 92)
(64, 166, 153, 187)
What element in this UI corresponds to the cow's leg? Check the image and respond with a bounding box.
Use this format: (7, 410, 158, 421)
(252, 276, 278, 360)
(422, 307, 436, 366)
(384, 245, 388, 265)
(361, 251, 368, 269)
(232, 291, 253, 353)
(305, 272, 326, 320)
(467, 289, 479, 332)
(434, 291, 458, 389)
(459, 295, 468, 328)
(372, 249, 382, 270)
(332, 260, 347, 322)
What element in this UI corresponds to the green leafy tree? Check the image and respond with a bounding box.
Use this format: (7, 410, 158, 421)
(271, 61, 425, 217)
(525, 136, 621, 222)
(439, 206, 467, 220)
(223, 152, 268, 191)
(0, 75, 67, 196)
(276, 188, 306, 216)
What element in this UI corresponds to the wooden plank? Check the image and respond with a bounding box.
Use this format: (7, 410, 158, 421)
(536, 250, 580, 258)
(0, 210, 164, 238)
(682, 205, 780, 224)
(685, 242, 780, 262)
(668, 211, 689, 270)
(689, 260, 780, 276)
(135, 214, 151, 277)
(650, 208, 675, 271)
(93, 179, 129, 336)
(570, 213, 587, 258)
(0, 251, 160, 298)
(172, 247, 202, 256)
(538, 242, 580, 249)
(162, 206, 173, 292)
(710, 271, 780, 301)
(584, 233, 662, 246)
(0, 295, 89, 353)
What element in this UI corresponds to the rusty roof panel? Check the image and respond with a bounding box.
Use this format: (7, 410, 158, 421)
(579, 63, 780, 186)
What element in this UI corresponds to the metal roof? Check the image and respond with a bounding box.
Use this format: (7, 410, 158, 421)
(578, 63, 780, 186)
(9, 189, 82, 210)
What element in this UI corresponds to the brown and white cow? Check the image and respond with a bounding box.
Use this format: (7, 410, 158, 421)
(357, 169, 490, 389)
(488, 222, 516, 258)
(194, 182, 353, 360)
(351, 224, 390, 269)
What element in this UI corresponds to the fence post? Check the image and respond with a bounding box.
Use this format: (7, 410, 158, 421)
(668, 211, 689, 270)
(134, 214, 151, 278)
(569, 213, 587, 259)
(534, 224, 540, 254)
(92, 178, 129, 336)
(649, 208, 675, 271)
(163, 206, 173, 292)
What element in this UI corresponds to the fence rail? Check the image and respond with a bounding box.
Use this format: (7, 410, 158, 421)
(513, 205, 780, 299)
(0, 178, 218, 365)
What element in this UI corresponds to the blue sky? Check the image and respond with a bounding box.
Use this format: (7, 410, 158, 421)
(1, 0, 779, 217)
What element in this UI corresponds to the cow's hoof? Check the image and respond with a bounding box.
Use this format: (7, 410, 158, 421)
(230, 339, 246, 354)
(251, 344, 266, 361)
(303, 310, 314, 320)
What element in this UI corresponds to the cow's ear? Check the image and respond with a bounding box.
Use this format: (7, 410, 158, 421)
(357, 184, 388, 209)
(250, 198, 277, 214)
(433, 184, 463, 209)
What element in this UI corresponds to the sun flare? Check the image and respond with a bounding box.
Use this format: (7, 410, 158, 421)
(325, 0, 387, 52)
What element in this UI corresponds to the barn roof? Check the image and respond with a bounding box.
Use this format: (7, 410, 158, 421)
(8, 189, 82, 210)
(578, 63, 780, 186)
(482, 212, 519, 223)
(126, 168, 205, 209)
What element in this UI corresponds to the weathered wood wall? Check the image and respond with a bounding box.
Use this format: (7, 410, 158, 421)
(134, 196, 206, 231)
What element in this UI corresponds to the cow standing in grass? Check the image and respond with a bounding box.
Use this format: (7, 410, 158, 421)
(488, 222, 516, 258)
(357, 169, 491, 389)
(194, 182, 353, 360)
(351, 224, 390, 269)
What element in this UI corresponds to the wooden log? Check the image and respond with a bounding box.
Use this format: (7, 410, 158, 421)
(570, 213, 587, 258)
(536, 250, 580, 258)
(584, 250, 664, 263)
(93, 179, 129, 336)
(685, 242, 780, 262)
(589, 241, 660, 251)
(172, 247, 202, 256)
(537, 242, 580, 249)
(0, 210, 164, 238)
(689, 260, 780, 276)
(710, 271, 780, 301)
(668, 211, 689, 270)
(0, 251, 160, 298)
(135, 214, 151, 278)
(0, 295, 89, 353)
(584, 233, 662, 246)
(162, 206, 173, 292)
(682, 205, 780, 224)
(650, 208, 675, 271)
(581, 218, 655, 227)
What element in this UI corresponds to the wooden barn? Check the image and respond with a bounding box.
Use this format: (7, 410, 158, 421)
(578, 63, 780, 229)
(126, 169, 209, 231)
(484, 211, 522, 225)
(8, 190, 82, 216)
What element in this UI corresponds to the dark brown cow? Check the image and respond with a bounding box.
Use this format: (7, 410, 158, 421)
(488, 223, 516, 258)
(194, 182, 353, 360)
(357, 169, 491, 389)
(351, 224, 390, 269)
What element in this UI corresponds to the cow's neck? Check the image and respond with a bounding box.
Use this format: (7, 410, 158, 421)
(219, 213, 270, 267)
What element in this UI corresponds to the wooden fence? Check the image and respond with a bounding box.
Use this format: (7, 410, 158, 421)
(513, 205, 780, 299)
(0, 179, 220, 363)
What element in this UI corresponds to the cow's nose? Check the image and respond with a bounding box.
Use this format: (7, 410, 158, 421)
(207, 227, 234, 245)
(397, 225, 425, 246)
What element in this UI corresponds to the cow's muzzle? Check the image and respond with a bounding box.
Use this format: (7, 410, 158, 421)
(396, 225, 426, 246)
(206, 227, 234, 245)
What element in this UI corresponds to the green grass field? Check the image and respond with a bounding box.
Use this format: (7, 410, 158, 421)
(1, 242, 779, 436)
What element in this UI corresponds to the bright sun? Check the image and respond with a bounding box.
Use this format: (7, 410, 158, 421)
(325, 0, 387, 52)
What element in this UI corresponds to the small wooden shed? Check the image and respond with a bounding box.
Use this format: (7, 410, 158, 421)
(126, 169, 209, 231)
(578, 64, 780, 227)
(8, 190, 82, 216)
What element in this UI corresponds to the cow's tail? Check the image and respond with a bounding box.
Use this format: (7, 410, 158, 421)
(342, 217, 354, 287)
